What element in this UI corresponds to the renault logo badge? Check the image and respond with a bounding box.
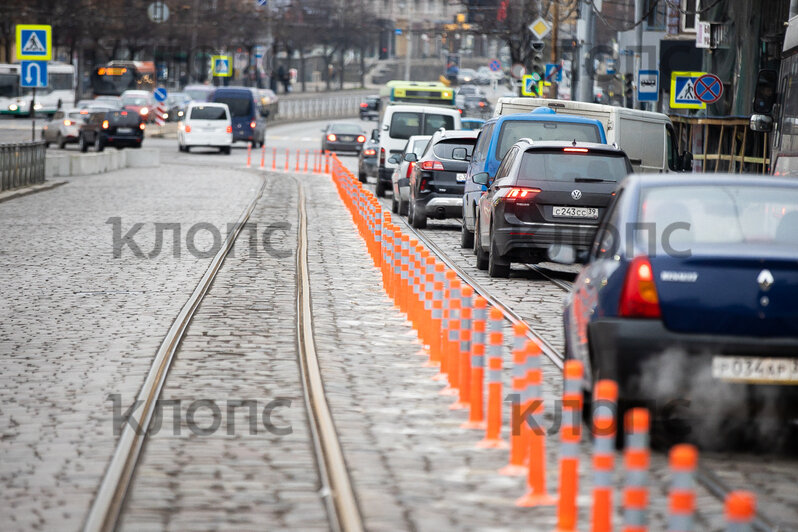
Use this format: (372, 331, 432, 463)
(571, 189, 582, 200)
(757, 269, 774, 291)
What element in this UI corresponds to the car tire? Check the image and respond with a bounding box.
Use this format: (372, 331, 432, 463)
(358, 166, 367, 183)
(410, 199, 427, 229)
(222, 146, 231, 155)
(185, 145, 190, 153)
(375, 180, 386, 198)
(57, 134, 66, 150)
(79, 134, 88, 153)
(460, 222, 474, 248)
(94, 135, 104, 152)
(474, 217, 489, 270)
(487, 224, 510, 278)
(390, 195, 398, 214)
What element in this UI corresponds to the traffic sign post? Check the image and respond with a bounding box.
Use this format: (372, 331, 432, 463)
(153, 87, 168, 103)
(153, 87, 168, 126)
(211, 55, 233, 77)
(670, 71, 707, 110)
(489, 59, 501, 72)
(637, 70, 658, 102)
(521, 74, 540, 96)
(20, 60, 48, 88)
(16, 25, 52, 61)
(695, 73, 723, 104)
(545, 63, 562, 83)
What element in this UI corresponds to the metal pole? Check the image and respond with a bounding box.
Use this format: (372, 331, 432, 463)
(404, 28, 412, 81)
(634, 0, 645, 110)
(31, 87, 36, 141)
(577, 0, 594, 102)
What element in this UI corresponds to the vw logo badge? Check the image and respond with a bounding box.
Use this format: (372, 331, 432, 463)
(571, 189, 582, 200)
(757, 269, 774, 291)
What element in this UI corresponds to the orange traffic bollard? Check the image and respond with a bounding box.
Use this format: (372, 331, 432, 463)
(668, 444, 697, 532)
(725, 491, 756, 532)
(556, 359, 583, 532)
(325, 153, 330, 174)
(591, 380, 619, 532)
(428, 263, 446, 367)
(500, 322, 532, 476)
(622, 408, 650, 532)
(440, 279, 461, 395)
(304, 149, 309, 172)
(462, 296, 487, 429)
(260, 144, 266, 169)
(477, 307, 507, 449)
(246, 142, 252, 168)
(295, 149, 300, 171)
(285, 148, 290, 171)
(272, 147, 277, 170)
(450, 286, 472, 409)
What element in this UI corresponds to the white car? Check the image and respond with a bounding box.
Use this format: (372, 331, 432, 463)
(178, 102, 233, 154)
(390, 135, 431, 216)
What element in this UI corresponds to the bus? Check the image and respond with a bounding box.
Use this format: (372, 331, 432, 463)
(751, 14, 798, 175)
(0, 62, 76, 116)
(91, 60, 156, 96)
(379, 80, 455, 108)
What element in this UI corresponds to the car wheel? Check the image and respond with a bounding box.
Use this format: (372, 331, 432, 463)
(390, 195, 398, 214)
(410, 200, 427, 229)
(185, 145, 190, 153)
(358, 165, 367, 183)
(79, 134, 88, 153)
(94, 135, 104, 152)
(460, 221, 474, 249)
(474, 217, 488, 270)
(375, 180, 386, 198)
(487, 223, 510, 278)
(222, 146, 231, 155)
(57, 134, 66, 150)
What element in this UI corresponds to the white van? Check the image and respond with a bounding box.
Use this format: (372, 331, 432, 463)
(376, 104, 461, 197)
(178, 102, 233, 154)
(494, 98, 690, 173)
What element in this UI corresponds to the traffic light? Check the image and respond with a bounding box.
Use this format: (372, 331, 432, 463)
(624, 73, 634, 108)
(498, 1, 507, 22)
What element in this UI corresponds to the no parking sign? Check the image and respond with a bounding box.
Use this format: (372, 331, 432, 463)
(695, 74, 723, 104)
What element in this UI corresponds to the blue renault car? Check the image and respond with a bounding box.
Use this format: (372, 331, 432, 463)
(564, 174, 798, 443)
(461, 108, 607, 248)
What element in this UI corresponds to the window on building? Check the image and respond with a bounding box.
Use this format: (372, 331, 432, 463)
(645, 0, 667, 30)
(681, 0, 699, 33)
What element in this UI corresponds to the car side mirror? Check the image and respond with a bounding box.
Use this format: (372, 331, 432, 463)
(370, 129, 379, 141)
(388, 154, 400, 164)
(679, 151, 693, 172)
(260, 108, 270, 118)
(749, 114, 773, 133)
(404, 152, 418, 162)
(472, 172, 489, 186)
(451, 147, 469, 161)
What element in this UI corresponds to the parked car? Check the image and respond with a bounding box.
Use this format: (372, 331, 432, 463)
(377, 103, 462, 198)
(357, 129, 380, 183)
(321, 123, 366, 153)
(41, 109, 87, 149)
(462, 108, 607, 249)
(473, 139, 632, 277)
(407, 129, 479, 228)
(120, 90, 154, 122)
(359, 95, 381, 120)
(564, 174, 798, 444)
(209, 87, 266, 146)
(78, 109, 144, 152)
(178, 102, 232, 154)
(390, 134, 431, 216)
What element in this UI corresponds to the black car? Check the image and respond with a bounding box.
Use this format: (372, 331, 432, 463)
(407, 129, 479, 228)
(473, 139, 632, 277)
(322, 123, 366, 153)
(462, 95, 492, 118)
(359, 95, 380, 120)
(358, 129, 380, 183)
(78, 109, 144, 152)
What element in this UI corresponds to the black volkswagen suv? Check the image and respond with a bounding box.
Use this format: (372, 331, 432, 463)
(78, 109, 144, 152)
(473, 139, 632, 277)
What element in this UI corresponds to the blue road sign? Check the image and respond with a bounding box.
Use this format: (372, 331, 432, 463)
(256, 0, 268, 5)
(20, 60, 47, 88)
(695, 73, 723, 104)
(16, 25, 51, 61)
(153, 87, 168, 102)
(637, 69, 658, 102)
(489, 59, 501, 72)
(394, 28, 403, 35)
(545, 63, 562, 83)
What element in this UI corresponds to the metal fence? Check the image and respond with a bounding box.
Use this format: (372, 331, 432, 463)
(0, 141, 46, 192)
(275, 93, 365, 122)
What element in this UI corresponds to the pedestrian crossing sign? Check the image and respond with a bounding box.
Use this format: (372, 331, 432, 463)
(211, 55, 232, 77)
(670, 71, 706, 109)
(521, 74, 540, 96)
(16, 25, 52, 61)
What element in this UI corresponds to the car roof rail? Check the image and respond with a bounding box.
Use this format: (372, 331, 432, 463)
(518, 137, 535, 145)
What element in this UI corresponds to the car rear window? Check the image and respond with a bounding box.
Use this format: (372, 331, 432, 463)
(638, 185, 798, 249)
(122, 97, 148, 106)
(517, 150, 630, 183)
(389, 112, 455, 140)
(214, 96, 252, 117)
(496, 120, 602, 160)
(191, 106, 227, 120)
(432, 139, 476, 159)
(331, 124, 363, 134)
(108, 111, 140, 125)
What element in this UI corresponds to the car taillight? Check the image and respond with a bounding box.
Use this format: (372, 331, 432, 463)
(185, 125, 191, 133)
(121, 111, 127, 116)
(458, 108, 463, 114)
(380, 147, 385, 165)
(563, 147, 589, 153)
(360, 102, 368, 108)
(505, 187, 541, 201)
(139, 123, 146, 130)
(405, 161, 415, 178)
(420, 160, 444, 171)
(419, 177, 429, 191)
(619, 256, 661, 319)
(357, 135, 366, 143)
(102, 120, 109, 129)
(250, 120, 256, 129)
(363, 148, 376, 156)
(479, 101, 486, 107)
(63, 119, 72, 126)
(327, 133, 337, 142)
(140, 107, 149, 116)
(226, 125, 232, 133)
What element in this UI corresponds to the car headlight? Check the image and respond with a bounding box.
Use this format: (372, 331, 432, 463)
(33, 103, 42, 110)
(178, 111, 184, 117)
(140, 107, 149, 116)
(9, 104, 18, 111)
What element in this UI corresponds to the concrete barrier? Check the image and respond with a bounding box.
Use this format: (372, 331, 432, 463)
(45, 155, 69, 178)
(57, 147, 147, 177)
(125, 148, 159, 168)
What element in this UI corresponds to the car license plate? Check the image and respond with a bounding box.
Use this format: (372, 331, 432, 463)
(456, 173, 466, 182)
(712, 356, 798, 384)
(117, 128, 133, 134)
(552, 206, 599, 219)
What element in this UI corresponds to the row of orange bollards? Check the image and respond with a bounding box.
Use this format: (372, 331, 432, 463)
(327, 153, 759, 532)
(245, 143, 330, 173)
